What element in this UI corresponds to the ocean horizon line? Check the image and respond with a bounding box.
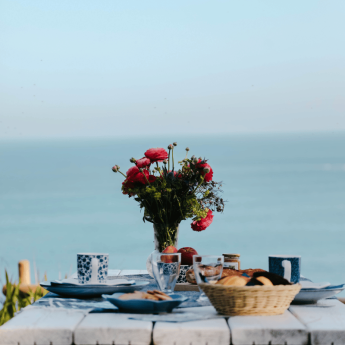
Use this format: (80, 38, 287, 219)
(1, 129, 345, 143)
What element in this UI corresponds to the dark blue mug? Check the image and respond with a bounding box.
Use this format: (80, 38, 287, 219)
(269, 255, 301, 284)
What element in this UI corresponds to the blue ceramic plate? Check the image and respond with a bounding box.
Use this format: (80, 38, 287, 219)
(292, 284, 345, 304)
(102, 292, 188, 313)
(40, 281, 150, 298)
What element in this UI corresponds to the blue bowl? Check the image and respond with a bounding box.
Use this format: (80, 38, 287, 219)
(102, 292, 188, 313)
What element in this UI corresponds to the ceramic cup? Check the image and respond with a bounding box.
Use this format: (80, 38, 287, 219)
(269, 255, 301, 284)
(77, 253, 109, 284)
(176, 265, 193, 283)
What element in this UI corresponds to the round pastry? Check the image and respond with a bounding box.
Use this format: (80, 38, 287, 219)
(216, 276, 250, 286)
(256, 276, 274, 286)
(185, 268, 196, 284)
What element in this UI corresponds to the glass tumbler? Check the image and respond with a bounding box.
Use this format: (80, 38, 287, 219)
(193, 255, 224, 301)
(151, 252, 181, 294)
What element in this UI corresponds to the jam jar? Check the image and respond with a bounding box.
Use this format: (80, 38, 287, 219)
(223, 254, 241, 270)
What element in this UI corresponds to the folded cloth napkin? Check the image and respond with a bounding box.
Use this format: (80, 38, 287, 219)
(51, 278, 135, 286)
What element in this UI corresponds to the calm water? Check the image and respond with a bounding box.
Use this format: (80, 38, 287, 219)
(1, 133, 345, 304)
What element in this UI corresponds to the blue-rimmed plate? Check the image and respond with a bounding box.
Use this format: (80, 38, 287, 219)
(40, 281, 150, 298)
(292, 284, 345, 304)
(102, 292, 188, 313)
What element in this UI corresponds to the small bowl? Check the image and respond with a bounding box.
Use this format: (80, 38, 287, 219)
(177, 265, 193, 283)
(102, 293, 187, 313)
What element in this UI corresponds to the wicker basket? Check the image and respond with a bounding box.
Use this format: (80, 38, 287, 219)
(199, 283, 301, 316)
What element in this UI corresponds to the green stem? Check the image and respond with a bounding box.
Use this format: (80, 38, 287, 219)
(172, 148, 174, 171)
(118, 170, 127, 178)
(156, 162, 163, 177)
(193, 179, 204, 195)
(141, 171, 150, 184)
(168, 149, 171, 171)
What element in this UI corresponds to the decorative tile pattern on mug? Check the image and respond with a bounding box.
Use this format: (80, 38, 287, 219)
(158, 262, 179, 276)
(177, 265, 192, 283)
(77, 254, 108, 284)
(269, 257, 300, 284)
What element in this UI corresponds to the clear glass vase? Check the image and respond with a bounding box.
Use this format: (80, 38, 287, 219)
(153, 223, 180, 252)
(146, 223, 180, 277)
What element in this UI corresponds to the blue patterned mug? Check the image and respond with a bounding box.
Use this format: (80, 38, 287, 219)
(269, 255, 301, 284)
(77, 253, 109, 284)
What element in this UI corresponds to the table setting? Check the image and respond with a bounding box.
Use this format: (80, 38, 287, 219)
(37, 250, 345, 317)
(38, 144, 345, 316)
(2, 143, 345, 345)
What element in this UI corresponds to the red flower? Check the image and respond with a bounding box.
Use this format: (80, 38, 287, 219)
(148, 175, 157, 183)
(145, 148, 168, 163)
(126, 166, 156, 185)
(191, 210, 214, 231)
(168, 170, 183, 179)
(135, 157, 151, 169)
(126, 166, 140, 179)
(196, 160, 213, 182)
(122, 179, 135, 195)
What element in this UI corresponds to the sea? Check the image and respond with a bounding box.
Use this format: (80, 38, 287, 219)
(1, 132, 345, 306)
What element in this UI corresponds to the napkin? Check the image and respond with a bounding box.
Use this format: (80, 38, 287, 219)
(51, 278, 135, 286)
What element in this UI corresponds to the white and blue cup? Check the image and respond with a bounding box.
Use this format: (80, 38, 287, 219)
(269, 255, 301, 284)
(77, 253, 109, 284)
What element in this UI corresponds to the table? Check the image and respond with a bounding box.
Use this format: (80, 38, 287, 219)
(1, 270, 345, 345)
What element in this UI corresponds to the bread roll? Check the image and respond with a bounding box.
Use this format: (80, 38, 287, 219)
(185, 268, 196, 284)
(256, 276, 274, 286)
(216, 276, 249, 286)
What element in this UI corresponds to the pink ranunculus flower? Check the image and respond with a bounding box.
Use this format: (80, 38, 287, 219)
(135, 157, 151, 169)
(191, 209, 214, 231)
(145, 148, 168, 163)
(196, 160, 213, 182)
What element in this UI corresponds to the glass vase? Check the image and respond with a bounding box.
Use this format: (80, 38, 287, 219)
(146, 223, 180, 277)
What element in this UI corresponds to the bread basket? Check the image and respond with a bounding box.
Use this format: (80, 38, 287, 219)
(199, 283, 301, 316)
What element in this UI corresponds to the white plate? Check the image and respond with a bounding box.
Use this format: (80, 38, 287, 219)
(292, 284, 345, 304)
(50, 278, 135, 286)
(40, 280, 150, 298)
(300, 281, 330, 289)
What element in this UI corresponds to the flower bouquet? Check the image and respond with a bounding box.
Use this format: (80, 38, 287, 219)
(112, 143, 224, 252)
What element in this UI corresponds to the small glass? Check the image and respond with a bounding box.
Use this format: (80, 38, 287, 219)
(193, 255, 224, 301)
(151, 252, 181, 294)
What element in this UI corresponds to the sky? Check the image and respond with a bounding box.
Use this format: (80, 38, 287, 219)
(1, 0, 345, 139)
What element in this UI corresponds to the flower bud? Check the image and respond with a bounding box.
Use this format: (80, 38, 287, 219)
(173, 142, 177, 146)
(112, 165, 120, 172)
(139, 168, 143, 172)
(168, 144, 173, 150)
(198, 157, 202, 161)
(203, 167, 210, 173)
(163, 159, 168, 164)
(191, 155, 196, 160)
(185, 147, 190, 151)
(130, 157, 136, 163)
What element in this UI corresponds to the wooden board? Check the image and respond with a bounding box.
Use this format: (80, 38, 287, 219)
(74, 313, 152, 345)
(174, 283, 199, 292)
(229, 310, 308, 345)
(290, 298, 345, 345)
(0, 307, 86, 345)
